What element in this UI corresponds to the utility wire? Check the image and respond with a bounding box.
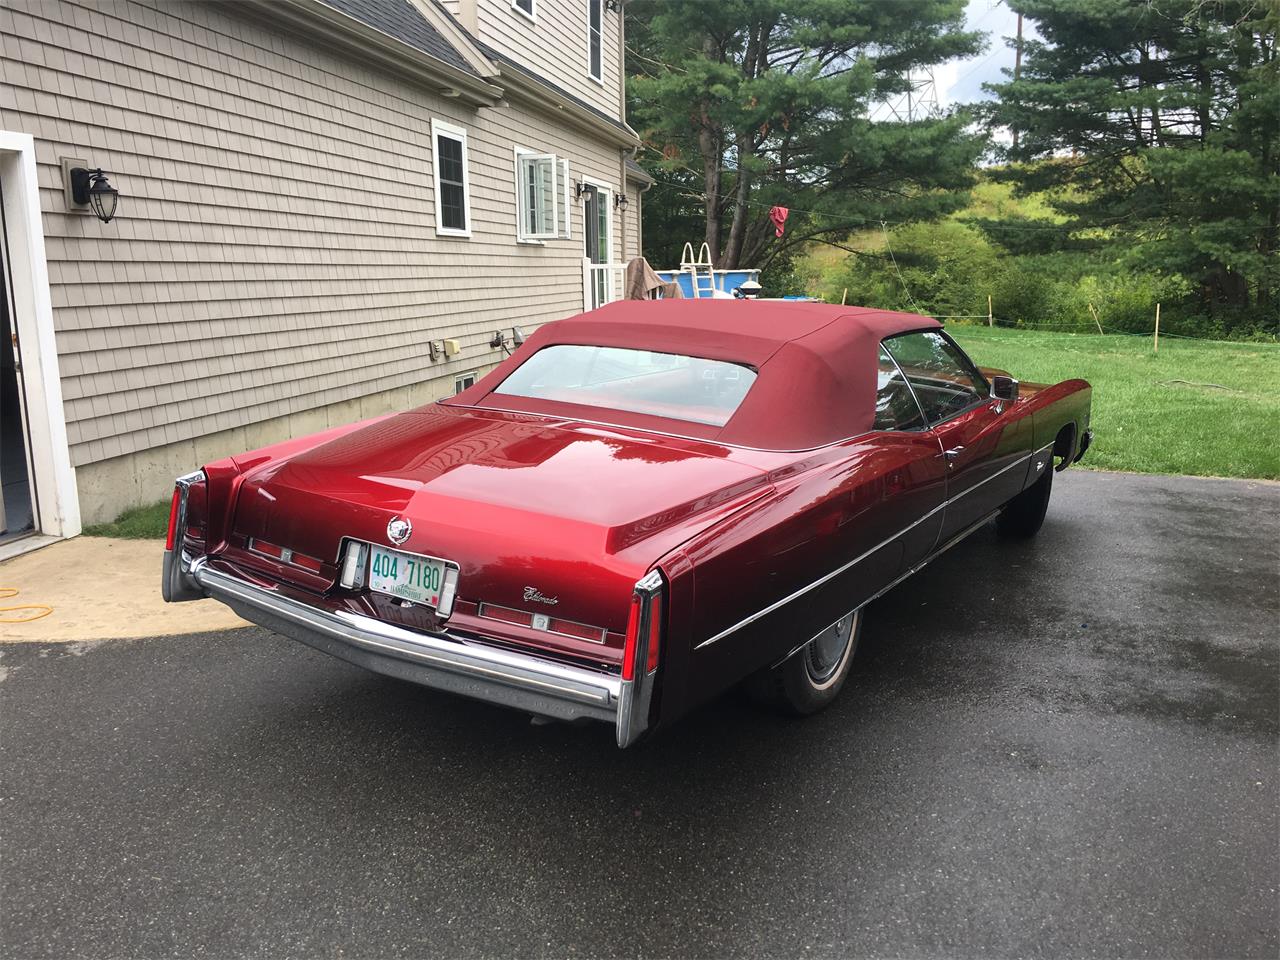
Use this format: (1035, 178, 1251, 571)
(880, 221, 925, 314)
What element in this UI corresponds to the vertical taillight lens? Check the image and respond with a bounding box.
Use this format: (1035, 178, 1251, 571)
(164, 486, 182, 551)
(621, 578, 663, 682)
(645, 592, 662, 674)
(621, 593, 642, 682)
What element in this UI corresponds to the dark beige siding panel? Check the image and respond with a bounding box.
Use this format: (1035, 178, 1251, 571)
(0, 0, 628, 467)
(477, 0, 621, 121)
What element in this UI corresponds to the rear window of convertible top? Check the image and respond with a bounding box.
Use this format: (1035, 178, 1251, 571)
(491, 344, 759, 427)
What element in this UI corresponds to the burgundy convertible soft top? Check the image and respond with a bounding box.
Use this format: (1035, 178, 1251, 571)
(445, 300, 941, 450)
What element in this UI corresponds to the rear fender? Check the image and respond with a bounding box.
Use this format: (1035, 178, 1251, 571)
(650, 549, 696, 733)
(1019, 379, 1092, 475)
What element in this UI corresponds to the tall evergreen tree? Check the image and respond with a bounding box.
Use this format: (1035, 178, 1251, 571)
(985, 1, 1278, 321)
(626, 0, 985, 271)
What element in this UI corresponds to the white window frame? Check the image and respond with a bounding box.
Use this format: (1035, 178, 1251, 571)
(581, 175, 615, 309)
(454, 372, 477, 394)
(560, 158, 572, 240)
(431, 119, 472, 238)
(513, 147, 561, 242)
(511, 0, 535, 22)
(587, 0, 603, 84)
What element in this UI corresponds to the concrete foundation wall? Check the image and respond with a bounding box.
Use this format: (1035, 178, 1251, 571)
(74, 366, 484, 525)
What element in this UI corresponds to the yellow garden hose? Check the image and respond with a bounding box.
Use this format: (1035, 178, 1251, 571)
(0, 587, 53, 624)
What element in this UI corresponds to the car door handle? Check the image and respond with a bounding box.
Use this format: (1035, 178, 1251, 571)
(944, 446, 965, 467)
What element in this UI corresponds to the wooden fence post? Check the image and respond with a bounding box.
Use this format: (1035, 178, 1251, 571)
(841, 287, 848, 306)
(987, 294, 993, 327)
(1088, 302, 1104, 335)
(1154, 302, 1161, 353)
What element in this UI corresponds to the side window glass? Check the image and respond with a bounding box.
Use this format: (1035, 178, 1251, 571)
(883, 331, 988, 425)
(874, 347, 926, 431)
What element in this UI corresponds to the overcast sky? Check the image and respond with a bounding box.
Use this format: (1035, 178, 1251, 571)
(936, 0, 1039, 108)
(868, 0, 1039, 121)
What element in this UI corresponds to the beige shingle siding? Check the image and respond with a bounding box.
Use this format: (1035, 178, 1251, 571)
(476, 0, 621, 121)
(1, 0, 632, 469)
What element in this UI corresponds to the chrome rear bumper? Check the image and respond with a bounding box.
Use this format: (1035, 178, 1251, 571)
(171, 553, 653, 746)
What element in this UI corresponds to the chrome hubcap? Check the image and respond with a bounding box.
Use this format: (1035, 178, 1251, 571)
(805, 612, 856, 683)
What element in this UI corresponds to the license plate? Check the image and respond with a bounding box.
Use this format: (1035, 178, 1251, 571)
(367, 544, 449, 607)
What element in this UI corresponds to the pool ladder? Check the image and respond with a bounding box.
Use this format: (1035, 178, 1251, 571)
(680, 242, 717, 299)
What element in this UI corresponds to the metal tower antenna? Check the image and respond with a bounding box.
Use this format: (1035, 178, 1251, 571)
(876, 67, 940, 122)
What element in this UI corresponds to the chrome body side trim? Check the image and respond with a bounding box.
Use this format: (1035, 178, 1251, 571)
(854, 508, 1002, 614)
(694, 445, 1052, 650)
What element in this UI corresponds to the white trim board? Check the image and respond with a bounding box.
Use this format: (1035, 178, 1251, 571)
(0, 130, 81, 539)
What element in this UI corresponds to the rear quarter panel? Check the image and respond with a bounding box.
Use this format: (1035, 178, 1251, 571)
(1020, 379, 1092, 467)
(655, 432, 947, 726)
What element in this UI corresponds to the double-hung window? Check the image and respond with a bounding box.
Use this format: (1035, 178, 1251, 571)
(431, 119, 470, 237)
(587, 0, 603, 83)
(515, 150, 571, 241)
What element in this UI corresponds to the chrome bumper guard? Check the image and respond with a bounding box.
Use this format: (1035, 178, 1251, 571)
(163, 471, 655, 746)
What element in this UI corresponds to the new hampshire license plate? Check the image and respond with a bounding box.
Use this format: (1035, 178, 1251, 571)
(367, 544, 448, 607)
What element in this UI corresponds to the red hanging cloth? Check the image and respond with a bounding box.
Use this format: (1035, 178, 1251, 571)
(769, 206, 789, 238)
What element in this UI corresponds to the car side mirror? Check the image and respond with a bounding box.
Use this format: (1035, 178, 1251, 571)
(991, 375, 1019, 402)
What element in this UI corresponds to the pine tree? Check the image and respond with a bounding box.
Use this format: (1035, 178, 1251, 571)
(985, 1, 1278, 323)
(626, 0, 985, 271)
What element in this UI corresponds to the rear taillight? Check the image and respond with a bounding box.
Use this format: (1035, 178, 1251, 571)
(481, 604, 535, 628)
(621, 593, 642, 682)
(478, 602, 606, 643)
(249, 538, 325, 574)
(645, 592, 662, 673)
(622, 575, 663, 682)
(165, 486, 182, 551)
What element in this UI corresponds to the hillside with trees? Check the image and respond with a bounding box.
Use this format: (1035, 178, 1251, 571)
(628, 1, 1278, 338)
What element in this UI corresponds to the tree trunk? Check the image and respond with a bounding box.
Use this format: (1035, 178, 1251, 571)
(700, 125, 721, 263)
(1195, 40, 1211, 145)
(698, 34, 722, 263)
(723, 129, 752, 268)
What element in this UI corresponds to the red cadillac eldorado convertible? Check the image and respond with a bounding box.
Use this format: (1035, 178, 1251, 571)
(162, 301, 1092, 746)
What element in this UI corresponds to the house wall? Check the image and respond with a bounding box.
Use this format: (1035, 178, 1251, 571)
(440, 0, 623, 122)
(622, 181, 644, 262)
(0, 0, 632, 524)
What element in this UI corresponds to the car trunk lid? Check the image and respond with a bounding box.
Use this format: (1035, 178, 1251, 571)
(228, 405, 769, 647)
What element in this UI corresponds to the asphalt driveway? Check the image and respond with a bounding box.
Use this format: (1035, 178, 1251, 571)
(2, 470, 1276, 959)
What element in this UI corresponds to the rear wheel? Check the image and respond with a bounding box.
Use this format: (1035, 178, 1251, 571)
(997, 458, 1053, 538)
(747, 609, 862, 716)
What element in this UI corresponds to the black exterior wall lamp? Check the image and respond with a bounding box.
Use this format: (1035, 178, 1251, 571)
(69, 167, 119, 223)
(614, 193, 629, 212)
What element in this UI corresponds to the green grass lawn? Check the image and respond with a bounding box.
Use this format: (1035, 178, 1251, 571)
(948, 325, 1280, 480)
(83, 499, 172, 539)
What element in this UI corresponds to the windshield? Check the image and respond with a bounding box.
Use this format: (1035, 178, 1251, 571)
(492, 344, 758, 427)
